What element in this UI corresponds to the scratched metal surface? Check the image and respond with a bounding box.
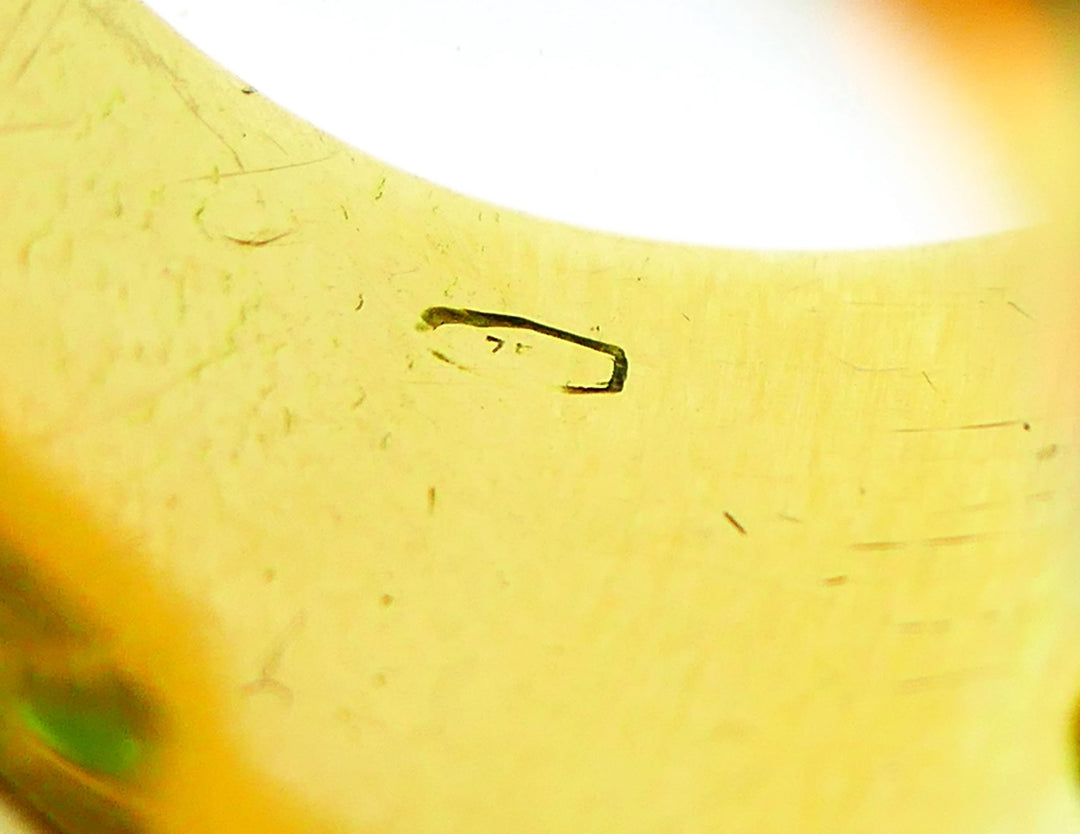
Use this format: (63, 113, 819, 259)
(0, 1, 1077, 833)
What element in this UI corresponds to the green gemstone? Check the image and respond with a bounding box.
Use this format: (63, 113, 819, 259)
(17, 693, 145, 779)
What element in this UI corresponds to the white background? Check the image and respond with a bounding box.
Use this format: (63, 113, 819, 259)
(139, 0, 1030, 250)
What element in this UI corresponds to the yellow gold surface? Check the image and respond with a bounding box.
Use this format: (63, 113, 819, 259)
(1, 1, 1078, 832)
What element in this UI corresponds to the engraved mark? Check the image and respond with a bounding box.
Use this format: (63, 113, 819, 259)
(724, 512, 747, 536)
(1036, 444, 1058, 461)
(1007, 300, 1034, 320)
(180, 154, 336, 183)
(223, 228, 295, 247)
(429, 349, 471, 372)
(894, 419, 1030, 433)
(850, 540, 909, 552)
(924, 532, 992, 548)
(851, 531, 994, 551)
(418, 306, 628, 394)
(241, 613, 305, 705)
(10, 0, 69, 86)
